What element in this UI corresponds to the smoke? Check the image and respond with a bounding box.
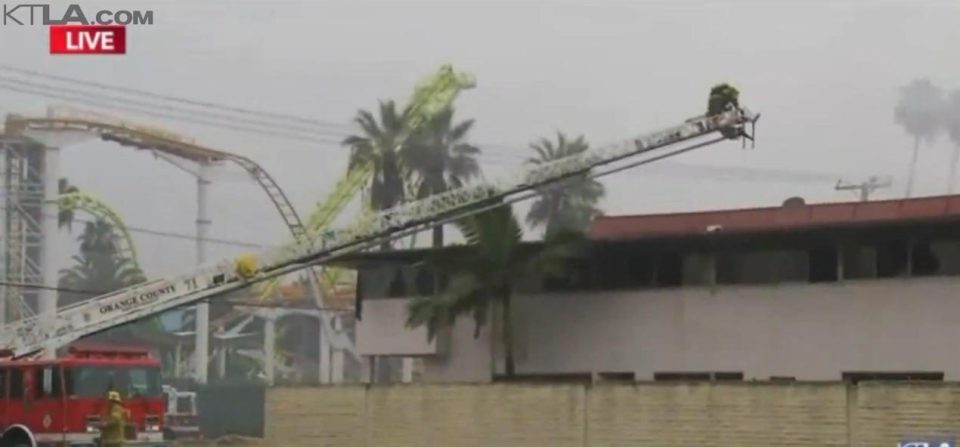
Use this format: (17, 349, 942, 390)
(944, 90, 960, 193)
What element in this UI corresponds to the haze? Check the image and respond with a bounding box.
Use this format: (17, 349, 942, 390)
(0, 0, 956, 278)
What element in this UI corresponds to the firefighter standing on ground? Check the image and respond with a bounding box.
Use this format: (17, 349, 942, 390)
(100, 390, 127, 447)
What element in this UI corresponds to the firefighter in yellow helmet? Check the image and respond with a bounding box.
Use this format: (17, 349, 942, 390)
(708, 83, 739, 116)
(100, 390, 127, 447)
(707, 83, 742, 139)
(235, 253, 258, 279)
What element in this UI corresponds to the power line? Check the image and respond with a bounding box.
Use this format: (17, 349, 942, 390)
(0, 280, 100, 295)
(0, 75, 352, 141)
(0, 204, 269, 248)
(0, 64, 353, 132)
(0, 81, 346, 145)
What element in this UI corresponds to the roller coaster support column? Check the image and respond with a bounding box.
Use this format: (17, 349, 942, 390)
(39, 145, 60, 359)
(152, 151, 215, 383)
(319, 315, 331, 384)
(263, 312, 276, 386)
(195, 161, 212, 384)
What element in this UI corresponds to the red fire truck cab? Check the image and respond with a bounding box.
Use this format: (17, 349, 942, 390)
(0, 345, 169, 447)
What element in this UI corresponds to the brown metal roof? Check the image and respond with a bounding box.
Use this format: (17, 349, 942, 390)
(589, 194, 960, 241)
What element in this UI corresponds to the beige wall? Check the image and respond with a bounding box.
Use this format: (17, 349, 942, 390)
(263, 382, 960, 447)
(356, 299, 439, 356)
(359, 276, 960, 382)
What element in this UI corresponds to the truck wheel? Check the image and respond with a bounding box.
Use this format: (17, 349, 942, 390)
(0, 428, 35, 447)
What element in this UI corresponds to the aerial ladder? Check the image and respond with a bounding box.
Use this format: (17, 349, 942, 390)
(254, 64, 477, 302)
(221, 65, 477, 371)
(0, 95, 759, 359)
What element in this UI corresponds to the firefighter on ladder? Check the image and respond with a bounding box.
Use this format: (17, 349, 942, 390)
(99, 390, 128, 447)
(707, 83, 746, 140)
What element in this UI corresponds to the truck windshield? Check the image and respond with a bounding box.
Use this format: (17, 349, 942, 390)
(176, 396, 194, 413)
(67, 366, 162, 398)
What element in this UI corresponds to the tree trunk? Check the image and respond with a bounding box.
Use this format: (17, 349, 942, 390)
(906, 136, 920, 198)
(949, 144, 960, 194)
(430, 172, 445, 249)
(502, 289, 515, 377)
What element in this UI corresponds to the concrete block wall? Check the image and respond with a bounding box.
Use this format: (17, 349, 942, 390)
(262, 382, 960, 447)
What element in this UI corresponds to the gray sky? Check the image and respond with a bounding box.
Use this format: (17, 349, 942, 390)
(1, 0, 958, 278)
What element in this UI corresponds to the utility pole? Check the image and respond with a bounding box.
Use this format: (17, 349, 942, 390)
(835, 176, 892, 202)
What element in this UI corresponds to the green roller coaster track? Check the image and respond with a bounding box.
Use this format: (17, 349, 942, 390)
(57, 189, 140, 270)
(253, 64, 476, 303)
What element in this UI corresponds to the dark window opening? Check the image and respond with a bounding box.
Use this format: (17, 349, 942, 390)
(930, 239, 960, 275)
(808, 245, 838, 283)
(911, 240, 941, 277)
(714, 372, 744, 381)
(841, 242, 875, 280)
(655, 253, 683, 287)
(842, 371, 943, 384)
(655, 371, 743, 381)
(628, 254, 656, 288)
(769, 376, 796, 382)
(493, 373, 592, 383)
(386, 268, 406, 297)
(35, 366, 62, 398)
(654, 372, 712, 381)
(9, 369, 22, 398)
(715, 253, 741, 284)
(414, 267, 435, 296)
(597, 372, 635, 382)
(876, 240, 909, 278)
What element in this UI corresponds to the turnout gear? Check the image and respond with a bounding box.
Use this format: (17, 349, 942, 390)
(707, 83, 742, 139)
(100, 392, 127, 447)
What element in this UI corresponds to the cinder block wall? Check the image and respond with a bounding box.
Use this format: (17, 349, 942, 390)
(264, 382, 960, 447)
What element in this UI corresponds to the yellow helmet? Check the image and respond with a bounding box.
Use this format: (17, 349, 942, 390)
(234, 253, 258, 279)
(107, 391, 122, 403)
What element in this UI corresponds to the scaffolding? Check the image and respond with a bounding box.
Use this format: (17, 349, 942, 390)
(0, 134, 57, 331)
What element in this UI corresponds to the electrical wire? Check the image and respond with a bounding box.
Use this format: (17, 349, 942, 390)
(0, 280, 101, 295)
(0, 75, 352, 141)
(0, 81, 345, 145)
(0, 64, 353, 132)
(0, 204, 269, 248)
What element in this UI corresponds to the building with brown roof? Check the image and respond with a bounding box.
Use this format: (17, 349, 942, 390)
(340, 194, 960, 383)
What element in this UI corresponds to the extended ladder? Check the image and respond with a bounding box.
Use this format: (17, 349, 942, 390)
(0, 106, 759, 358)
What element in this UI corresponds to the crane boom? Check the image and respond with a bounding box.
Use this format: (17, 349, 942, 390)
(0, 105, 758, 358)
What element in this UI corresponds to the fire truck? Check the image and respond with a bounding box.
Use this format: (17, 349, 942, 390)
(0, 89, 758, 447)
(0, 345, 166, 447)
(160, 386, 199, 441)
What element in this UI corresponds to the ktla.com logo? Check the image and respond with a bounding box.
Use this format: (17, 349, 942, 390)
(2, 3, 155, 55)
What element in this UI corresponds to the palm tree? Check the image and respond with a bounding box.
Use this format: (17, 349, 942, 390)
(526, 133, 605, 236)
(58, 219, 145, 307)
(895, 79, 944, 197)
(58, 220, 166, 348)
(343, 100, 411, 215)
(58, 177, 79, 231)
(405, 204, 585, 376)
(944, 90, 960, 194)
(403, 107, 482, 247)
